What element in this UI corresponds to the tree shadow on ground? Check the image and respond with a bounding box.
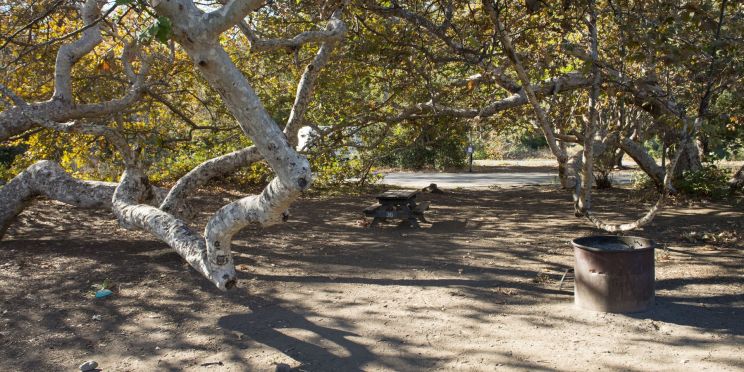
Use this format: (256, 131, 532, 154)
(218, 295, 380, 371)
(0, 187, 742, 371)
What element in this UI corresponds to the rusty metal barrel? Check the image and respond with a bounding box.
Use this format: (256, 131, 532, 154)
(571, 236, 658, 313)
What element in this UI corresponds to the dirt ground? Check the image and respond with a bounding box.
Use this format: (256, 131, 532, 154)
(1, 185, 742, 371)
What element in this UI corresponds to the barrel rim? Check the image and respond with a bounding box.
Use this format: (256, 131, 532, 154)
(571, 235, 659, 252)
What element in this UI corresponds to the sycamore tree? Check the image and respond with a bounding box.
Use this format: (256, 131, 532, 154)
(0, 0, 347, 290)
(0, 0, 741, 289)
(351, 0, 742, 230)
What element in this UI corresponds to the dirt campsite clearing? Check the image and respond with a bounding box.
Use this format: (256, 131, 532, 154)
(1, 185, 742, 371)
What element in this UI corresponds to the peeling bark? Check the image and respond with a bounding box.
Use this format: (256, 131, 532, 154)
(108, 0, 346, 288)
(0, 160, 167, 239)
(112, 168, 236, 290)
(0, 161, 114, 238)
(159, 146, 261, 215)
(159, 8, 345, 218)
(176, 28, 309, 279)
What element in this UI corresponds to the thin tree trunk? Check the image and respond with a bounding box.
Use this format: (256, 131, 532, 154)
(730, 164, 744, 192)
(576, 0, 683, 232)
(483, 1, 567, 165)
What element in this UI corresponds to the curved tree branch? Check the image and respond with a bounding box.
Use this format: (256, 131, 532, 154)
(159, 6, 347, 217)
(0, 161, 115, 238)
(203, 0, 265, 37)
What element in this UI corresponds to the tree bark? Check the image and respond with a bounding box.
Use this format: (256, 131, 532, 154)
(107, 0, 345, 289)
(0, 161, 114, 238)
(730, 164, 744, 192)
(159, 146, 262, 216)
(158, 7, 345, 218)
(0, 160, 167, 239)
(112, 168, 236, 290)
(618, 138, 666, 188)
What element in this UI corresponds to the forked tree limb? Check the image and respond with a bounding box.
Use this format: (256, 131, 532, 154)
(582, 141, 685, 232)
(575, 0, 684, 233)
(617, 138, 666, 188)
(0, 0, 148, 142)
(284, 9, 347, 145)
(114, 0, 346, 289)
(159, 8, 346, 217)
(112, 168, 236, 290)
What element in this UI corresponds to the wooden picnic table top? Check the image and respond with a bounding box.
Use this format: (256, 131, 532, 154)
(376, 190, 419, 201)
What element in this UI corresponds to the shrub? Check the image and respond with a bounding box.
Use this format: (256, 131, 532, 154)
(674, 163, 731, 199)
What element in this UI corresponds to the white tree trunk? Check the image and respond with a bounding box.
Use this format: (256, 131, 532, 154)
(0, 161, 114, 238)
(112, 168, 236, 290)
(107, 0, 346, 288)
(0, 160, 167, 239)
(159, 12, 346, 217)
(150, 0, 310, 284)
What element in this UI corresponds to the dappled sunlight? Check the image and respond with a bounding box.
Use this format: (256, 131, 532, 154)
(1, 186, 742, 370)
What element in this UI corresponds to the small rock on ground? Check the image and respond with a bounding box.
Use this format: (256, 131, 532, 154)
(79, 360, 98, 371)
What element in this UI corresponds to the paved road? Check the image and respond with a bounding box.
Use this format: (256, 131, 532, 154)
(380, 169, 636, 188)
(379, 158, 742, 189)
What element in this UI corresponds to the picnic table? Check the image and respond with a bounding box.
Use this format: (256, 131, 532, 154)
(363, 190, 430, 228)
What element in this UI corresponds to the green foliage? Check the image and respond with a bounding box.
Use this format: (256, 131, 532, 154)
(674, 163, 731, 199)
(378, 123, 468, 170)
(140, 16, 172, 45)
(479, 128, 552, 160)
(631, 171, 656, 191)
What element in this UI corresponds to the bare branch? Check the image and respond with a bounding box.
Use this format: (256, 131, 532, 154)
(239, 19, 346, 52)
(159, 146, 261, 215)
(53, 0, 105, 102)
(204, 0, 265, 36)
(483, 0, 566, 163)
(0, 0, 65, 53)
(285, 8, 347, 144)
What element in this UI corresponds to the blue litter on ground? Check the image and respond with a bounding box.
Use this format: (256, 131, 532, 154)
(95, 289, 113, 299)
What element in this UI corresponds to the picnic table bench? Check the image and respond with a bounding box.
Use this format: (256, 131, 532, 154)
(364, 190, 430, 228)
